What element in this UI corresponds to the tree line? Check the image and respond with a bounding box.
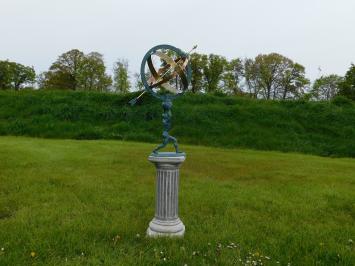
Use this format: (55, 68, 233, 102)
(1, 49, 354, 101)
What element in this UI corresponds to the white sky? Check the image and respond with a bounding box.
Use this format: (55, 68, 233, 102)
(1, 0, 355, 81)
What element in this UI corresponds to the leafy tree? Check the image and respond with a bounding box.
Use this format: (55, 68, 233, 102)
(113, 59, 130, 93)
(41, 70, 75, 90)
(311, 74, 343, 100)
(133, 73, 144, 91)
(243, 53, 309, 99)
(0, 61, 12, 89)
(203, 54, 228, 93)
(12, 63, 36, 90)
(190, 53, 207, 93)
(45, 49, 84, 90)
(190, 53, 243, 94)
(339, 64, 355, 100)
(42, 49, 111, 91)
(37, 72, 47, 89)
(77, 52, 112, 92)
(0, 60, 35, 90)
(244, 58, 261, 98)
(279, 62, 309, 99)
(222, 58, 243, 95)
(254, 54, 280, 99)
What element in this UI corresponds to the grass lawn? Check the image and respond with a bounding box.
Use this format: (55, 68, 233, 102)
(0, 136, 354, 265)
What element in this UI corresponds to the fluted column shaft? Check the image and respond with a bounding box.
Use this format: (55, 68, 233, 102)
(155, 167, 179, 220)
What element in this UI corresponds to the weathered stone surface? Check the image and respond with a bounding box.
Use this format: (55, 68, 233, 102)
(147, 152, 186, 237)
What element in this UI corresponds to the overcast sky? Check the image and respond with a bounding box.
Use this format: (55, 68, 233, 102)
(1, 0, 354, 82)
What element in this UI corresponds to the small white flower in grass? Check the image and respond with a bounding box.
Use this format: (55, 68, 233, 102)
(1, 247, 4, 251)
(229, 242, 237, 248)
(265, 256, 270, 260)
(349, 239, 353, 244)
(136, 233, 140, 238)
(276, 261, 280, 264)
(163, 257, 166, 261)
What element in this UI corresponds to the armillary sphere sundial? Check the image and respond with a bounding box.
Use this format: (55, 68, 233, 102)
(130, 44, 196, 237)
(130, 44, 195, 154)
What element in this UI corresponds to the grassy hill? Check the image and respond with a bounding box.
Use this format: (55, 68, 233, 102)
(0, 90, 355, 157)
(0, 137, 354, 265)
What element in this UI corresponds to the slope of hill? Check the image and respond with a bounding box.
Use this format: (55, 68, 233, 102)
(0, 90, 354, 157)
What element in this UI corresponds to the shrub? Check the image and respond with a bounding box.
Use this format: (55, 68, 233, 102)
(0, 90, 354, 157)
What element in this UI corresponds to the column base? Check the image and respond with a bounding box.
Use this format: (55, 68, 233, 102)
(147, 217, 185, 237)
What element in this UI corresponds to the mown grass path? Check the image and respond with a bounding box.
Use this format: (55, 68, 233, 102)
(0, 137, 354, 265)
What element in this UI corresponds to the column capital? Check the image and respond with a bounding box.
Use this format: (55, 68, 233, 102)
(148, 152, 186, 169)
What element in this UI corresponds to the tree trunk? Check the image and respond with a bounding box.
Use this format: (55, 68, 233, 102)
(282, 87, 288, 99)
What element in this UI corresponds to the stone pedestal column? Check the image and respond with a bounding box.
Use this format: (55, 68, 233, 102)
(147, 152, 186, 237)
